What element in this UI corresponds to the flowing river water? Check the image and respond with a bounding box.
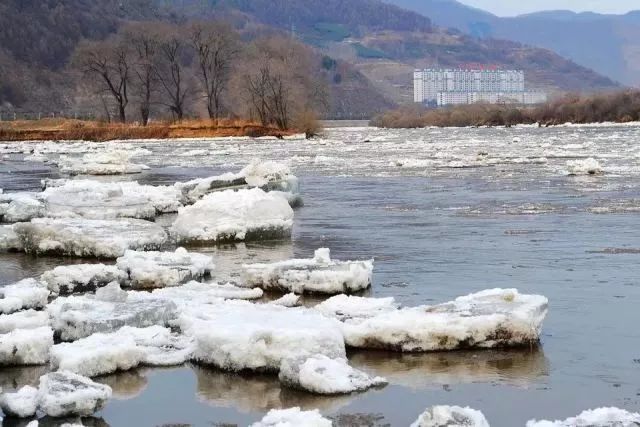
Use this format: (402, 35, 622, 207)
(1, 124, 640, 426)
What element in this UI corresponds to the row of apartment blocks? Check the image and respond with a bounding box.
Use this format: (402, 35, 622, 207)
(413, 69, 547, 106)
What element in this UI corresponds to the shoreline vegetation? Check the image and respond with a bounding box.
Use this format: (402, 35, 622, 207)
(371, 90, 640, 128)
(0, 118, 300, 142)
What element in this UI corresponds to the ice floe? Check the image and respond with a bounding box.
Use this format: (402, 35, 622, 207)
(314, 295, 399, 321)
(411, 405, 490, 427)
(242, 248, 373, 294)
(566, 158, 603, 175)
(0, 385, 39, 417)
(279, 355, 387, 395)
(41, 264, 127, 295)
(38, 371, 112, 417)
(50, 326, 192, 377)
(116, 248, 215, 289)
(142, 281, 263, 306)
(175, 160, 299, 204)
(0, 224, 23, 251)
(0, 192, 45, 223)
(0, 327, 54, 366)
(0, 310, 49, 334)
(187, 300, 345, 372)
(58, 150, 149, 175)
(48, 289, 177, 341)
(0, 278, 49, 314)
(326, 289, 548, 352)
(526, 407, 640, 427)
(251, 407, 332, 427)
(13, 218, 168, 258)
(270, 293, 301, 307)
(171, 188, 294, 243)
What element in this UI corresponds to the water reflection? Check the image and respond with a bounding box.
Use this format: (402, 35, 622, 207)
(193, 364, 357, 414)
(0, 365, 48, 391)
(96, 369, 150, 400)
(349, 347, 549, 389)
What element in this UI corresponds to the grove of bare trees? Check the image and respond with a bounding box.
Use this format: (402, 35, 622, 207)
(73, 21, 326, 130)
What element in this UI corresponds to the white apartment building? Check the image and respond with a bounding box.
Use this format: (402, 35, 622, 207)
(414, 68, 546, 106)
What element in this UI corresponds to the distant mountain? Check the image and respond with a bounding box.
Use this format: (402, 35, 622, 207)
(0, 0, 622, 118)
(384, 0, 640, 87)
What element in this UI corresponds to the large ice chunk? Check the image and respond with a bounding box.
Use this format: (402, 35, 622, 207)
(0, 385, 39, 417)
(58, 150, 149, 176)
(171, 188, 294, 243)
(116, 248, 215, 289)
(250, 407, 332, 427)
(0, 327, 54, 366)
(242, 249, 373, 294)
(0, 192, 45, 223)
(526, 407, 640, 427)
(411, 405, 490, 427)
(50, 326, 192, 377)
(175, 160, 299, 204)
(0, 310, 50, 334)
(43, 179, 183, 219)
(38, 371, 112, 417)
(48, 291, 177, 341)
(333, 289, 548, 352)
(187, 301, 345, 372)
(14, 218, 168, 258)
(279, 355, 387, 395)
(0, 278, 49, 314)
(41, 264, 127, 295)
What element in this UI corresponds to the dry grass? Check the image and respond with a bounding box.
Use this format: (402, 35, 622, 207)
(0, 118, 296, 142)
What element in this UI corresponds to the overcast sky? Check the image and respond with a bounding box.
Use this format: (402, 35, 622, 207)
(458, 0, 638, 16)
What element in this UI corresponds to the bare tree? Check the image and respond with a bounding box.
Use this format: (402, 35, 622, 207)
(190, 22, 239, 120)
(238, 37, 327, 130)
(123, 23, 160, 126)
(73, 38, 130, 123)
(154, 26, 192, 121)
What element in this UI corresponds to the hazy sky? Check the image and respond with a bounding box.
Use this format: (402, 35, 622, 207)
(458, 0, 638, 16)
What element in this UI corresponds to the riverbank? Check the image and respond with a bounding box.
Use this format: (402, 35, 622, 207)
(0, 118, 295, 142)
(372, 90, 640, 128)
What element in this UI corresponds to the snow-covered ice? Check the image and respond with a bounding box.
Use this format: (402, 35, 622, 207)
(0, 192, 45, 223)
(38, 371, 112, 417)
(175, 160, 300, 204)
(270, 293, 301, 307)
(171, 188, 294, 243)
(50, 326, 192, 377)
(116, 248, 215, 289)
(250, 407, 332, 427)
(242, 248, 373, 294)
(0, 385, 39, 417)
(411, 405, 490, 427)
(0, 224, 23, 252)
(142, 281, 264, 306)
(187, 300, 345, 372)
(14, 218, 168, 258)
(0, 310, 49, 334)
(566, 158, 603, 175)
(279, 355, 387, 394)
(0, 278, 49, 314)
(0, 327, 53, 366)
(329, 289, 548, 352)
(48, 290, 177, 341)
(43, 179, 183, 219)
(58, 150, 149, 175)
(314, 295, 399, 321)
(41, 264, 127, 295)
(526, 407, 640, 427)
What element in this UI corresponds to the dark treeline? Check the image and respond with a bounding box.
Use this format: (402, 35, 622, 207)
(372, 91, 640, 128)
(71, 20, 327, 133)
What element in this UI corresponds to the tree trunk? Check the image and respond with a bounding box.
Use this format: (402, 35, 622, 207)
(118, 104, 126, 123)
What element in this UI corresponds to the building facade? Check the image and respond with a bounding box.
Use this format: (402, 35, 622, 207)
(414, 68, 546, 106)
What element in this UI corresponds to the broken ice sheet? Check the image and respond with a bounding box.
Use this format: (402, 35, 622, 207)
(14, 218, 168, 258)
(0, 326, 54, 366)
(526, 407, 640, 427)
(116, 248, 215, 289)
(250, 407, 332, 427)
(411, 405, 490, 427)
(38, 370, 112, 417)
(41, 263, 127, 295)
(326, 289, 548, 352)
(171, 188, 294, 243)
